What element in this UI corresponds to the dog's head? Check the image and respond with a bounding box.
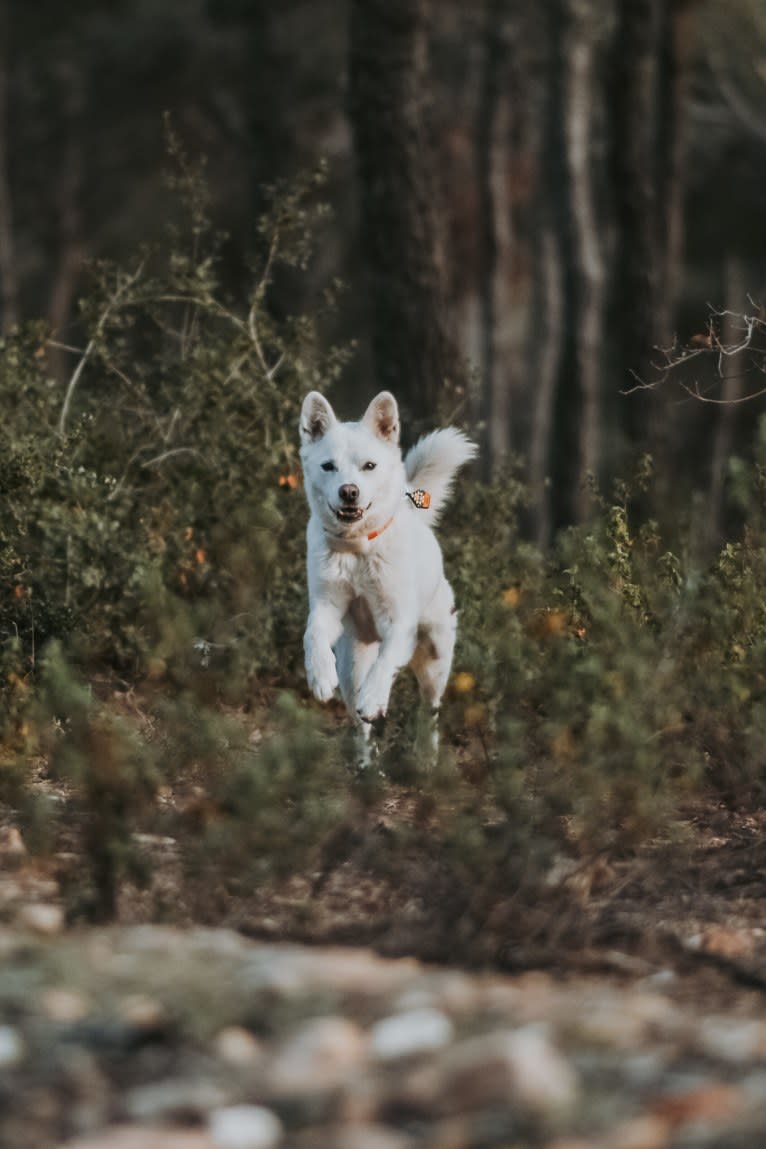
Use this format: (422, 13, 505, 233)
(299, 391, 405, 540)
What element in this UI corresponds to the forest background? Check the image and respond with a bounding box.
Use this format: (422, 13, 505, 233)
(3, 0, 766, 535)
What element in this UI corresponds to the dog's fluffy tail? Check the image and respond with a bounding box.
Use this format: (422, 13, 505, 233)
(404, 428, 478, 525)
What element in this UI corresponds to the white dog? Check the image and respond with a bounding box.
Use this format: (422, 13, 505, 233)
(299, 390, 476, 751)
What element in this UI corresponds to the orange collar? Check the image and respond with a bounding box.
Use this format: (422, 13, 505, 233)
(366, 516, 394, 542)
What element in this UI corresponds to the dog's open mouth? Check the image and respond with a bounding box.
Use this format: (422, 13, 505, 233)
(335, 506, 365, 523)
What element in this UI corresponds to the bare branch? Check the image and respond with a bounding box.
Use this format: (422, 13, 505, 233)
(58, 260, 145, 438)
(620, 302, 766, 406)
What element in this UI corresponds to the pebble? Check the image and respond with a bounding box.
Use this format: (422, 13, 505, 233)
(370, 1008, 454, 1062)
(41, 987, 91, 1022)
(117, 993, 167, 1031)
(213, 1025, 263, 1065)
(65, 1127, 214, 1149)
(439, 1025, 578, 1116)
(269, 1016, 367, 1094)
(18, 901, 64, 935)
(606, 1115, 671, 1149)
(300, 1125, 413, 1149)
(0, 1024, 25, 1067)
(209, 1105, 283, 1149)
(696, 1017, 766, 1064)
(124, 1078, 229, 1121)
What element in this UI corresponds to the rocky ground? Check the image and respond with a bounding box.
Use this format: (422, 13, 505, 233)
(2, 922, 766, 1149)
(5, 781, 766, 1148)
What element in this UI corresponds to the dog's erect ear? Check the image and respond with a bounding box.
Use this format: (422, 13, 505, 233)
(362, 391, 400, 444)
(300, 392, 337, 443)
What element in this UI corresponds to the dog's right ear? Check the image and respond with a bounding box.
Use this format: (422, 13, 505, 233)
(300, 392, 336, 444)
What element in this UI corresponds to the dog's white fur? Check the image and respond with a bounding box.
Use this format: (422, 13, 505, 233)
(299, 390, 476, 741)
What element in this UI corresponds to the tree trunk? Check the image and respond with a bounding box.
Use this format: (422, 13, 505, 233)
(476, 0, 514, 478)
(348, 0, 456, 428)
(47, 51, 86, 383)
(709, 254, 746, 541)
(0, 0, 18, 333)
(528, 225, 564, 545)
(609, 0, 696, 455)
(656, 0, 696, 341)
(563, 0, 608, 521)
(609, 0, 662, 446)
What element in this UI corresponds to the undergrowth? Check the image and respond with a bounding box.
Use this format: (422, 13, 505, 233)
(1, 149, 766, 952)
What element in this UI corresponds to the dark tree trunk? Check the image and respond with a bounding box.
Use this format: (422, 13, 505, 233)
(539, 0, 579, 530)
(544, 0, 610, 526)
(566, 1, 609, 521)
(709, 254, 746, 541)
(528, 224, 564, 545)
(348, 0, 456, 428)
(0, 0, 18, 334)
(609, 0, 696, 454)
(47, 50, 86, 382)
(476, 0, 516, 479)
(609, 0, 662, 446)
(656, 0, 696, 340)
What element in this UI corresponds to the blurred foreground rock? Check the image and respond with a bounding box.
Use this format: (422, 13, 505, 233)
(1, 926, 766, 1147)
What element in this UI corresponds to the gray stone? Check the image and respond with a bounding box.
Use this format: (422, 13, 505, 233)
(0, 1024, 25, 1068)
(269, 1015, 367, 1094)
(209, 1105, 283, 1149)
(370, 1008, 455, 1062)
(438, 1025, 578, 1117)
(124, 1079, 229, 1122)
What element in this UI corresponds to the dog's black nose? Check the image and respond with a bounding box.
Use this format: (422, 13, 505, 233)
(339, 483, 359, 504)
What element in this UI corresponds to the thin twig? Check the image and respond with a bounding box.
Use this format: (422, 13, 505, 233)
(58, 260, 145, 438)
(141, 446, 200, 468)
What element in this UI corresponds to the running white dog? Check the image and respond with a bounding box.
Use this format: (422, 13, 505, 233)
(299, 390, 476, 747)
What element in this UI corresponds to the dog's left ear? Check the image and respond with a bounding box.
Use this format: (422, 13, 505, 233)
(362, 391, 399, 444)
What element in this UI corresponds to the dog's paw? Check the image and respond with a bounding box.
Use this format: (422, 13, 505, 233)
(306, 648, 339, 703)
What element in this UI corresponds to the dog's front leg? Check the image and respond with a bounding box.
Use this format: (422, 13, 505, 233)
(355, 621, 417, 723)
(304, 602, 345, 702)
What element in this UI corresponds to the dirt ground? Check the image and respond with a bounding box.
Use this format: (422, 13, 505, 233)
(4, 750, 766, 1146)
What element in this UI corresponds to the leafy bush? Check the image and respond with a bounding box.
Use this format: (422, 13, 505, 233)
(0, 147, 354, 917)
(0, 143, 344, 701)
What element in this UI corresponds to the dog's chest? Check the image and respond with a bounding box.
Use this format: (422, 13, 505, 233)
(328, 551, 389, 643)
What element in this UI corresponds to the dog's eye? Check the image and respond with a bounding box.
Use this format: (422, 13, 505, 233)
(362, 461, 377, 471)
(320, 461, 337, 472)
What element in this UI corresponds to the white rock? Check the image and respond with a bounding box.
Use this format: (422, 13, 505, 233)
(501, 1026, 579, 1113)
(698, 1017, 766, 1064)
(18, 902, 65, 935)
(0, 1024, 25, 1067)
(213, 1025, 262, 1065)
(370, 1008, 454, 1062)
(209, 1105, 283, 1149)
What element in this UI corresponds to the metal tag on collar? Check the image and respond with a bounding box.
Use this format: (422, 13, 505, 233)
(406, 488, 431, 510)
